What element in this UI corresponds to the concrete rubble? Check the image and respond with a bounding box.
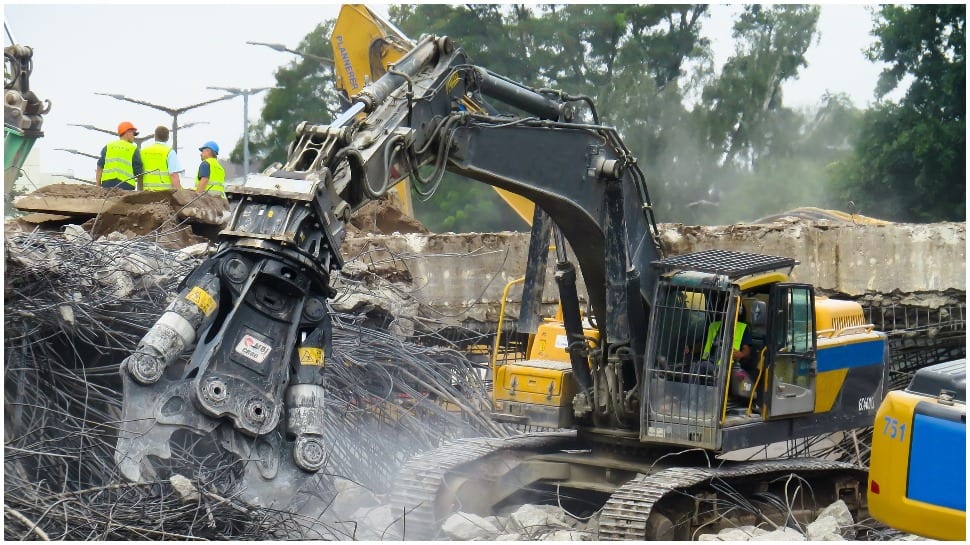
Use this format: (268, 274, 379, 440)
(4, 187, 955, 541)
(12, 184, 965, 328)
(327, 478, 901, 541)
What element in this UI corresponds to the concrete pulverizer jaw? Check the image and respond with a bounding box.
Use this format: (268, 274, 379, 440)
(112, 166, 349, 508)
(116, 270, 224, 481)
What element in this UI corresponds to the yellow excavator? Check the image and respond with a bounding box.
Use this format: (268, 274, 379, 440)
(114, 6, 890, 540)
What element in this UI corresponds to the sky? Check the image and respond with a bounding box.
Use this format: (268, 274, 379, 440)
(5, 3, 890, 187)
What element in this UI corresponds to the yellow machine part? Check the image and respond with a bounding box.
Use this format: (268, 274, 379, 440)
(814, 296, 872, 338)
(330, 4, 414, 216)
(493, 188, 535, 226)
(867, 390, 966, 541)
(493, 359, 576, 428)
(528, 319, 600, 363)
(331, 4, 410, 98)
(329, 4, 538, 226)
(813, 332, 884, 413)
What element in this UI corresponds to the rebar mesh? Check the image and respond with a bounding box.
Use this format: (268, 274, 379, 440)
(4, 228, 513, 539)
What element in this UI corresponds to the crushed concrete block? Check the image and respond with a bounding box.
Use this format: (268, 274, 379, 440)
(178, 242, 212, 258)
(116, 252, 157, 276)
(94, 269, 134, 298)
(169, 474, 199, 503)
(817, 500, 854, 538)
(539, 529, 592, 540)
(750, 527, 805, 541)
(62, 224, 92, 243)
(807, 515, 844, 540)
(441, 512, 500, 540)
(350, 504, 401, 540)
(496, 534, 521, 541)
(58, 304, 75, 326)
(330, 478, 379, 520)
(510, 504, 571, 534)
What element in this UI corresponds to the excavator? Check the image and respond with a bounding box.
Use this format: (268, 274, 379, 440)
(114, 7, 889, 540)
(4, 23, 51, 193)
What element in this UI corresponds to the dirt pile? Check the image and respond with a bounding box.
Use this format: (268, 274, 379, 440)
(347, 193, 429, 235)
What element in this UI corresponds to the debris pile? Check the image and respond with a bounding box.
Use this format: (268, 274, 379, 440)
(326, 479, 898, 541)
(3, 226, 509, 540)
(11, 183, 230, 248)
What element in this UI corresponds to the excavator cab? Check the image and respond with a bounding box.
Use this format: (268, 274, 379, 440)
(640, 249, 886, 454)
(642, 250, 811, 450)
(642, 269, 745, 449)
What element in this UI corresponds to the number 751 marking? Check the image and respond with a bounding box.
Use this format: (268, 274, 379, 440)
(883, 416, 907, 441)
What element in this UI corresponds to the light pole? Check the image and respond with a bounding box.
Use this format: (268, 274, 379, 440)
(55, 148, 99, 160)
(207, 86, 269, 177)
(69, 121, 209, 150)
(94, 92, 236, 152)
(67, 123, 153, 146)
(246, 41, 335, 66)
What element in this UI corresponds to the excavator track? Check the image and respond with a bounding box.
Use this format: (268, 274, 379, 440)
(390, 431, 577, 540)
(599, 458, 866, 540)
(393, 437, 866, 541)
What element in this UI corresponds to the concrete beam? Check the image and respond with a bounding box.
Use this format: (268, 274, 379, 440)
(337, 222, 966, 328)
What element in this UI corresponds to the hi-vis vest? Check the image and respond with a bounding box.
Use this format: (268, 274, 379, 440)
(140, 143, 174, 191)
(198, 157, 225, 193)
(701, 321, 747, 361)
(102, 139, 137, 187)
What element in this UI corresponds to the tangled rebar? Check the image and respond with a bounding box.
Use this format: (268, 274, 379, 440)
(4, 226, 513, 539)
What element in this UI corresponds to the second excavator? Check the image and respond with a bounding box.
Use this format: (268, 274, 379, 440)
(115, 10, 888, 540)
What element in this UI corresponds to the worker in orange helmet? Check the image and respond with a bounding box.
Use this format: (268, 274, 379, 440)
(95, 121, 144, 190)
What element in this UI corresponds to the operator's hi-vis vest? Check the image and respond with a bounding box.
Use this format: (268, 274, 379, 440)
(701, 321, 747, 361)
(101, 139, 137, 187)
(140, 143, 174, 191)
(198, 157, 225, 193)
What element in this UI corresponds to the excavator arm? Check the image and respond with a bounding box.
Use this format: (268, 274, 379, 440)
(114, 33, 664, 504)
(329, 4, 538, 225)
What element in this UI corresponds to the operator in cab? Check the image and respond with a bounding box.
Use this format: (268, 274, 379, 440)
(689, 301, 752, 380)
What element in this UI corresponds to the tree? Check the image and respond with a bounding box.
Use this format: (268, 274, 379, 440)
(699, 5, 820, 171)
(243, 5, 866, 229)
(237, 22, 342, 170)
(392, 4, 712, 229)
(837, 5, 965, 222)
(716, 93, 863, 220)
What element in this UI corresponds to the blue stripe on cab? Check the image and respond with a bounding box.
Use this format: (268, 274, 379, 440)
(816, 339, 884, 372)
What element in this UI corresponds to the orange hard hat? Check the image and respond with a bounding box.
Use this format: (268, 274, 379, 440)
(117, 121, 139, 136)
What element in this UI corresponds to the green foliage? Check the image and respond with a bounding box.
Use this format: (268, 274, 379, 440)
(699, 5, 820, 169)
(232, 21, 342, 170)
(839, 5, 965, 222)
(412, 173, 529, 233)
(244, 4, 958, 229)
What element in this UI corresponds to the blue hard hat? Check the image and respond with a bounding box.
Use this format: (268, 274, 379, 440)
(199, 141, 220, 155)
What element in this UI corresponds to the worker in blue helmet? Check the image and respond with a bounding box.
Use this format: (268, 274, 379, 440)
(196, 140, 226, 196)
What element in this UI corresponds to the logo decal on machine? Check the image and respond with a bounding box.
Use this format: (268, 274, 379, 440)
(858, 395, 875, 412)
(235, 334, 272, 364)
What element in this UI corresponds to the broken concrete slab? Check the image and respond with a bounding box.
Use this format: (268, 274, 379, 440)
(441, 511, 501, 540)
